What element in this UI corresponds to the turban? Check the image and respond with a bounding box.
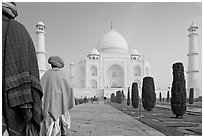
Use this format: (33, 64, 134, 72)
(48, 56, 64, 69)
(2, 2, 18, 18)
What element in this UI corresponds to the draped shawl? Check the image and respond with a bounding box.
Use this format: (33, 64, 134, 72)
(2, 16, 43, 135)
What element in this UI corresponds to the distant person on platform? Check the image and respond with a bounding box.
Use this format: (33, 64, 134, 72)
(2, 2, 43, 136)
(104, 96, 107, 104)
(40, 56, 75, 136)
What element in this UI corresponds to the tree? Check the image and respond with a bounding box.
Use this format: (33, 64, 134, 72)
(131, 82, 139, 108)
(166, 91, 170, 103)
(79, 98, 84, 104)
(116, 90, 122, 104)
(159, 92, 162, 102)
(142, 77, 156, 111)
(110, 93, 115, 102)
(189, 88, 194, 104)
(127, 87, 130, 106)
(171, 62, 186, 118)
(75, 98, 79, 105)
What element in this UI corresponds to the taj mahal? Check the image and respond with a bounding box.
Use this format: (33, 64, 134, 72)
(73, 26, 150, 98)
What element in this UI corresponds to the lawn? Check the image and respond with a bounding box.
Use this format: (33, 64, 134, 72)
(108, 100, 202, 136)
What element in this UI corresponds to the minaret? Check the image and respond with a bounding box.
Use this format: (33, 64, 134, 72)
(187, 21, 199, 98)
(70, 62, 74, 87)
(36, 20, 46, 78)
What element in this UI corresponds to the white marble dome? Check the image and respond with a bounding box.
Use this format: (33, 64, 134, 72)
(97, 29, 128, 53)
(89, 48, 99, 55)
(131, 49, 140, 56)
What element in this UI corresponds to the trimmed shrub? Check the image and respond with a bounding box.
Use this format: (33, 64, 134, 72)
(75, 98, 79, 105)
(171, 62, 186, 118)
(142, 77, 156, 111)
(79, 98, 84, 104)
(131, 82, 139, 108)
(167, 91, 170, 103)
(195, 96, 202, 102)
(84, 97, 87, 103)
(159, 92, 162, 102)
(189, 88, 194, 104)
(116, 91, 122, 104)
(127, 87, 130, 106)
(111, 93, 115, 102)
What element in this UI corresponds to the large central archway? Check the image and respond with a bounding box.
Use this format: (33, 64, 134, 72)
(106, 64, 124, 88)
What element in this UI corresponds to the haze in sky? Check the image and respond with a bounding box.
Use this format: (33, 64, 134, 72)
(15, 2, 202, 96)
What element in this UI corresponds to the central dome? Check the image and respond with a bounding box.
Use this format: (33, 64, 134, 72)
(97, 29, 128, 53)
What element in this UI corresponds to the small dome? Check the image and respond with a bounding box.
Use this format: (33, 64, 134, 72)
(131, 49, 140, 56)
(37, 20, 45, 27)
(97, 29, 128, 53)
(189, 21, 198, 30)
(89, 48, 99, 55)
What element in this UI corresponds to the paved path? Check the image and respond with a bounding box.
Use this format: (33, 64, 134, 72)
(67, 103, 165, 136)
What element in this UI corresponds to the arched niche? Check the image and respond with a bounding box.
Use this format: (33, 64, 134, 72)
(106, 64, 124, 88)
(90, 65, 97, 76)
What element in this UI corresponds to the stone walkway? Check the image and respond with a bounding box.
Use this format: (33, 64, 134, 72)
(67, 103, 165, 136)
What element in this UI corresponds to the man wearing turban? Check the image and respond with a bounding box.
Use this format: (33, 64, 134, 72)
(48, 56, 64, 69)
(40, 56, 75, 136)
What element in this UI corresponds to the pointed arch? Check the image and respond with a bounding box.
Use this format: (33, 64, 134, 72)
(107, 64, 124, 88)
(90, 79, 97, 88)
(90, 65, 97, 76)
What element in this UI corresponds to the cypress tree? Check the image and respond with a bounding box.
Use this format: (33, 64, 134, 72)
(110, 93, 115, 102)
(167, 91, 170, 103)
(131, 82, 139, 108)
(159, 92, 162, 102)
(116, 90, 122, 104)
(121, 90, 125, 101)
(75, 98, 78, 105)
(171, 62, 186, 118)
(142, 77, 156, 111)
(189, 88, 194, 104)
(127, 87, 130, 106)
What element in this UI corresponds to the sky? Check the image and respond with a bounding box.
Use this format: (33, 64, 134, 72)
(14, 1, 202, 96)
